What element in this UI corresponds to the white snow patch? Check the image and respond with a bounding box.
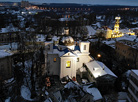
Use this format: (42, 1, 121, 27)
(64, 81, 80, 89)
(96, 22, 101, 28)
(0, 50, 13, 58)
(21, 85, 34, 101)
(4, 78, 14, 84)
(45, 91, 49, 95)
(5, 97, 11, 102)
(83, 85, 102, 101)
(132, 69, 138, 76)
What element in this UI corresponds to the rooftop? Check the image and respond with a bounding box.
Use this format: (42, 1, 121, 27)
(0, 50, 13, 58)
(83, 84, 103, 101)
(85, 61, 117, 78)
(132, 70, 138, 76)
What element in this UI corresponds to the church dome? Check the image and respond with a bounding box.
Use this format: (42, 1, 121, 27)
(46, 34, 52, 41)
(59, 36, 74, 46)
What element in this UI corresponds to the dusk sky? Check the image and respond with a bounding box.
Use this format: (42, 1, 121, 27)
(1, 0, 138, 6)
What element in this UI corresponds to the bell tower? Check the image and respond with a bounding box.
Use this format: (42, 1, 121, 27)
(114, 16, 121, 34)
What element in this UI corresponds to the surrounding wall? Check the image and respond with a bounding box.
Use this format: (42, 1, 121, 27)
(47, 54, 60, 76)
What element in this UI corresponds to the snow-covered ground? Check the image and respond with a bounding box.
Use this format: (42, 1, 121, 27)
(5, 97, 11, 102)
(21, 85, 35, 101)
(0, 50, 13, 58)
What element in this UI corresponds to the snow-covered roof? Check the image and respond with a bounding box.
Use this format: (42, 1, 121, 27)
(0, 50, 13, 58)
(1, 28, 8, 33)
(64, 81, 80, 89)
(96, 16, 102, 20)
(102, 35, 138, 49)
(89, 39, 98, 42)
(72, 50, 81, 55)
(102, 40, 116, 45)
(120, 29, 131, 34)
(83, 84, 102, 101)
(0, 43, 18, 50)
(85, 61, 117, 78)
(131, 70, 138, 76)
(96, 22, 101, 28)
(118, 92, 127, 100)
(36, 34, 45, 42)
(123, 70, 131, 78)
(52, 36, 60, 41)
(59, 18, 70, 21)
(116, 35, 137, 42)
(86, 26, 96, 36)
(131, 21, 138, 25)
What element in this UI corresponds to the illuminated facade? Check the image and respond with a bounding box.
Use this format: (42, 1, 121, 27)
(45, 29, 116, 80)
(96, 16, 135, 39)
(111, 16, 124, 38)
(45, 29, 93, 79)
(113, 17, 121, 34)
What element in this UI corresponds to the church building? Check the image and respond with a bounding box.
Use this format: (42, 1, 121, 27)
(96, 16, 135, 39)
(45, 28, 117, 81)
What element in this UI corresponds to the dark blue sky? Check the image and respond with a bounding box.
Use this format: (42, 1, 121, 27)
(1, 0, 138, 6)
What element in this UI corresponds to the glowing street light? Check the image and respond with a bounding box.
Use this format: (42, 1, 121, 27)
(97, 54, 101, 58)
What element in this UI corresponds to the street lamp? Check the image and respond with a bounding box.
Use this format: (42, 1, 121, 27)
(97, 54, 101, 58)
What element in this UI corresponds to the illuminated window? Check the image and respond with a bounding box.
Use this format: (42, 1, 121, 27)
(66, 61, 71, 68)
(54, 58, 56, 62)
(84, 45, 86, 50)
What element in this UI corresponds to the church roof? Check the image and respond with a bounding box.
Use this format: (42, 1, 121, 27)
(59, 36, 74, 46)
(52, 45, 80, 57)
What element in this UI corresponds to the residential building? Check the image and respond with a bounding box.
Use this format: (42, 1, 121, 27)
(0, 26, 19, 43)
(83, 60, 117, 93)
(115, 36, 138, 69)
(127, 70, 138, 102)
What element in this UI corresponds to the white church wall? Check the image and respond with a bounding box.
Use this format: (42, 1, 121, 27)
(79, 42, 90, 53)
(76, 55, 92, 70)
(60, 57, 77, 78)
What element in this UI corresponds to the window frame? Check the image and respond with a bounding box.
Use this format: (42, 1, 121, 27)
(66, 61, 71, 68)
